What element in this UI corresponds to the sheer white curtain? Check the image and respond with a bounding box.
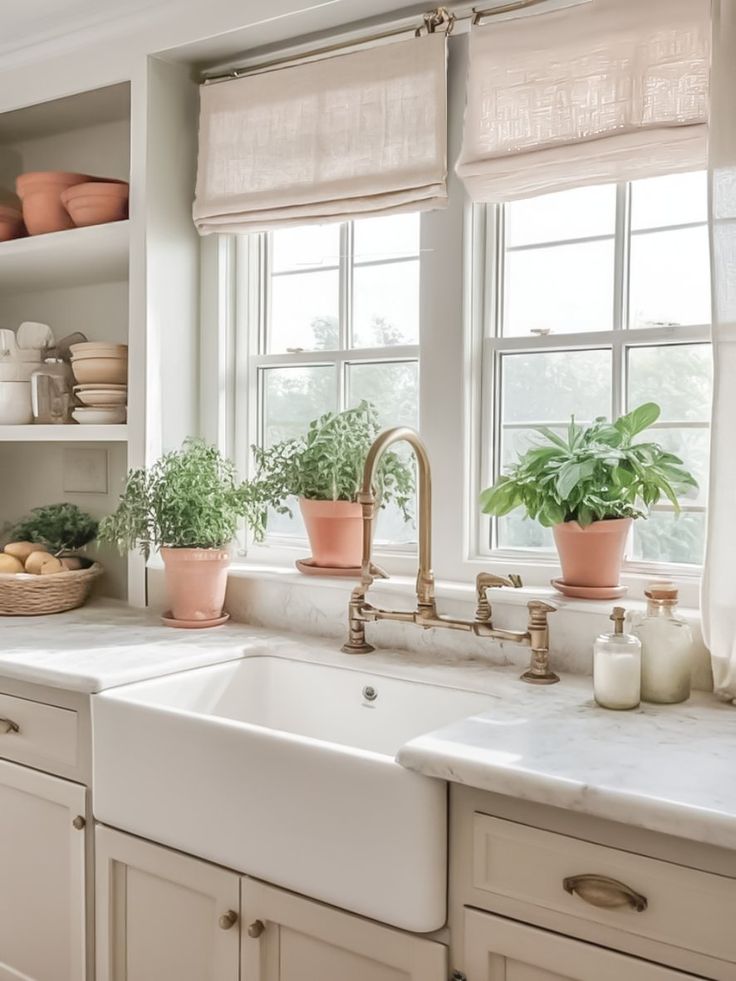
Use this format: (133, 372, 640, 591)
(702, 0, 736, 704)
(193, 33, 447, 234)
(456, 0, 709, 201)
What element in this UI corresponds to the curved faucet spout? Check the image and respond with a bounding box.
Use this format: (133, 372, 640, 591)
(357, 427, 435, 613)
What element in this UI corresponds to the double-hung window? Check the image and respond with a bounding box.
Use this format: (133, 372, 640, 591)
(243, 212, 421, 548)
(480, 170, 712, 570)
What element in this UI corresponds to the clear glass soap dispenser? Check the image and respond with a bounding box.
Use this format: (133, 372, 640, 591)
(593, 606, 642, 710)
(633, 582, 693, 704)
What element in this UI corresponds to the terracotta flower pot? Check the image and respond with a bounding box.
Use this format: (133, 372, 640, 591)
(16, 172, 95, 235)
(299, 498, 364, 569)
(61, 181, 129, 227)
(0, 205, 25, 241)
(160, 546, 231, 622)
(553, 517, 633, 588)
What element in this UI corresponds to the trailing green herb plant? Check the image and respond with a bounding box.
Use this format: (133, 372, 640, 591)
(480, 403, 697, 528)
(10, 503, 98, 555)
(245, 401, 414, 541)
(99, 438, 252, 554)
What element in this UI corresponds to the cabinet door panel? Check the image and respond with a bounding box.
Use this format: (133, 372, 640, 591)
(242, 878, 447, 981)
(96, 826, 239, 981)
(465, 909, 697, 981)
(0, 760, 86, 981)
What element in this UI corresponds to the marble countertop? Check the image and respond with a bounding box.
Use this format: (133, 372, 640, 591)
(2, 599, 735, 850)
(0, 599, 265, 693)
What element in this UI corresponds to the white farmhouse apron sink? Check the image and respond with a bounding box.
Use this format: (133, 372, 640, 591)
(92, 654, 494, 932)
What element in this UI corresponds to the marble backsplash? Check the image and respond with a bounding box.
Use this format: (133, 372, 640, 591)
(148, 565, 714, 691)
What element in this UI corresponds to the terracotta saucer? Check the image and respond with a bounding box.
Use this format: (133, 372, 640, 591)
(551, 579, 628, 600)
(295, 558, 362, 578)
(161, 611, 230, 629)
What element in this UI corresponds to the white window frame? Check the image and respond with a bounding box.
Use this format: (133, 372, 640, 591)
(474, 183, 710, 588)
(199, 34, 707, 606)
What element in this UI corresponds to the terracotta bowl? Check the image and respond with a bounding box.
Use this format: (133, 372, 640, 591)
(72, 357, 128, 386)
(0, 205, 25, 242)
(16, 172, 97, 235)
(61, 182, 129, 227)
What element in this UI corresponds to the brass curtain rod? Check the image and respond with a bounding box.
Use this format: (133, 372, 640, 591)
(201, 0, 574, 84)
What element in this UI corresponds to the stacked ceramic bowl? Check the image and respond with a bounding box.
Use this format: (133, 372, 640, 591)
(71, 342, 127, 425)
(15, 172, 129, 236)
(0, 190, 25, 242)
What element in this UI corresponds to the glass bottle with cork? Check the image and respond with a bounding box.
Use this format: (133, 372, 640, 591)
(633, 581, 693, 704)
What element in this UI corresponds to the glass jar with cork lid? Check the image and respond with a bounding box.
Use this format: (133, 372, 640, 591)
(633, 581, 693, 704)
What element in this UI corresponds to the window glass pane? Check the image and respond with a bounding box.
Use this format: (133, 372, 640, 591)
(633, 512, 705, 565)
(505, 185, 616, 247)
(261, 365, 336, 446)
(504, 241, 614, 336)
(502, 349, 611, 424)
(353, 260, 419, 348)
(649, 428, 709, 506)
(631, 171, 707, 231)
(268, 270, 339, 353)
(627, 344, 712, 422)
(261, 365, 337, 539)
(271, 224, 341, 272)
(629, 226, 711, 328)
(348, 360, 419, 546)
(498, 513, 555, 551)
(354, 213, 420, 261)
(348, 361, 418, 429)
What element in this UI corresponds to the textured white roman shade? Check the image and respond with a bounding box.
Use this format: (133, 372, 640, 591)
(456, 0, 710, 202)
(193, 33, 448, 234)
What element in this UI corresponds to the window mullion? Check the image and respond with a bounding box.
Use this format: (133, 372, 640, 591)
(339, 222, 353, 411)
(611, 182, 630, 421)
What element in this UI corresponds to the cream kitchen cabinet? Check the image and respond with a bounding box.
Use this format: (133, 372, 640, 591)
(241, 877, 447, 981)
(95, 826, 240, 981)
(96, 826, 447, 981)
(463, 909, 699, 981)
(0, 759, 87, 981)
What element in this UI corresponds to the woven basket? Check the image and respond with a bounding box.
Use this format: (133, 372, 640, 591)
(0, 562, 103, 616)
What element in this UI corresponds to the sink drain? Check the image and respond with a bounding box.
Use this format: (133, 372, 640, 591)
(362, 685, 378, 702)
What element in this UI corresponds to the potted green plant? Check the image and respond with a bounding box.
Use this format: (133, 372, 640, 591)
(480, 403, 697, 592)
(99, 439, 251, 624)
(246, 401, 414, 570)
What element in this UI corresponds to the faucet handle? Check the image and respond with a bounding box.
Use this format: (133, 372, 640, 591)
(527, 599, 557, 622)
(475, 571, 524, 622)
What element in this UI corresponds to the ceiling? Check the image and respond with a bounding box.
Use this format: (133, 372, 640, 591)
(0, 0, 173, 61)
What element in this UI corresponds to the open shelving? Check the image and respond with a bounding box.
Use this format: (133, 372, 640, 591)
(0, 424, 128, 442)
(0, 220, 129, 291)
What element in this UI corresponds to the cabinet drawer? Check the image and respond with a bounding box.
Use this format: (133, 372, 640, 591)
(472, 813, 736, 964)
(0, 691, 78, 769)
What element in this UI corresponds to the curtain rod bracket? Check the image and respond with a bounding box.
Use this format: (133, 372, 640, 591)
(416, 7, 456, 37)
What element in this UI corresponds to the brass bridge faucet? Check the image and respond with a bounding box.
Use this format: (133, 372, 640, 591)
(341, 427, 559, 684)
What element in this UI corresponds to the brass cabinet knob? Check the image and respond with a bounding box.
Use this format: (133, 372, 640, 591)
(563, 874, 647, 912)
(218, 910, 238, 930)
(0, 718, 20, 735)
(72, 815, 86, 831)
(247, 919, 265, 939)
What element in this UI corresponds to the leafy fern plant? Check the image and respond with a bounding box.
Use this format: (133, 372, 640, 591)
(480, 403, 697, 528)
(245, 401, 414, 542)
(99, 439, 252, 554)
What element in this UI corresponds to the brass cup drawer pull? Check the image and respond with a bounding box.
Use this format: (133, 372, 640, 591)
(0, 718, 19, 735)
(563, 874, 648, 913)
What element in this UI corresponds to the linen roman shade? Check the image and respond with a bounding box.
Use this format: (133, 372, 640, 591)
(193, 33, 448, 234)
(456, 0, 710, 202)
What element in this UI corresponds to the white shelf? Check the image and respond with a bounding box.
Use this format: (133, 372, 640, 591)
(0, 424, 128, 442)
(0, 220, 129, 291)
